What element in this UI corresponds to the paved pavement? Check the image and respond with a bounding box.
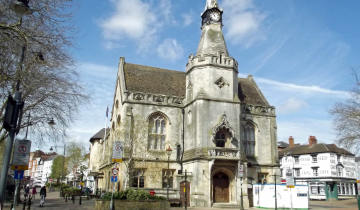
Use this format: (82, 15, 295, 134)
(2, 191, 94, 210)
(2, 191, 358, 210)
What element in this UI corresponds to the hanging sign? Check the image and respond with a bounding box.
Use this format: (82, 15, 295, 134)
(238, 164, 244, 178)
(112, 141, 123, 163)
(11, 139, 31, 170)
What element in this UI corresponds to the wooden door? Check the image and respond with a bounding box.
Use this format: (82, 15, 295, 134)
(213, 172, 229, 203)
(180, 181, 190, 207)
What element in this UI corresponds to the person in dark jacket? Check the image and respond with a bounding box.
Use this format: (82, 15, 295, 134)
(39, 186, 46, 207)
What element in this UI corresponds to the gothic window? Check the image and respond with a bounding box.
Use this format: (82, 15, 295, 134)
(241, 123, 255, 156)
(131, 169, 145, 188)
(215, 128, 227, 147)
(148, 113, 167, 150)
(117, 115, 121, 126)
(162, 169, 174, 188)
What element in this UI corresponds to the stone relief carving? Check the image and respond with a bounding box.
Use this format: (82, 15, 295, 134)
(153, 95, 165, 103)
(133, 93, 145, 101)
(215, 77, 229, 88)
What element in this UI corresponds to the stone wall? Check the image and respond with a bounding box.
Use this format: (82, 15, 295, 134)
(95, 200, 170, 210)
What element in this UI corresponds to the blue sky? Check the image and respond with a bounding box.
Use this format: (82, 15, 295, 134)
(42, 0, 360, 151)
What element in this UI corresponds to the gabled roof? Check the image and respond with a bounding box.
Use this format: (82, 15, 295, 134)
(238, 76, 269, 106)
(279, 143, 354, 157)
(123, 63, 186, 97)
(89, 128, 110, 143)
(122, 62, 270, 107)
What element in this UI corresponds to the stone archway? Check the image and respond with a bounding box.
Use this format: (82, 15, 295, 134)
(213, 172, 230, 203)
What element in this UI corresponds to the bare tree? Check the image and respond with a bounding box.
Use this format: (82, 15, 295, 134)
(330, 70, 360, 154)
(0, 0, 86, 144)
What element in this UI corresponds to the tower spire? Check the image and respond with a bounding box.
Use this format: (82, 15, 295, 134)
(196, 0, 228, 56)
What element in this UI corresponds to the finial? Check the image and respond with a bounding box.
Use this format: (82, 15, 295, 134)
(204, 0, 218, 11)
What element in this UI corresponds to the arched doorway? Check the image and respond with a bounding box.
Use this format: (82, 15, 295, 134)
(213, 172, 229, 203)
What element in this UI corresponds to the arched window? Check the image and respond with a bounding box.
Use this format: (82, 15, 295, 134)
(148, 113, 167, 150)
(241, 123, 255, 156)
(215, 128, 229, 147)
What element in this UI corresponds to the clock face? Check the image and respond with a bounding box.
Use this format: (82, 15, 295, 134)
(210, 12, 220, 21)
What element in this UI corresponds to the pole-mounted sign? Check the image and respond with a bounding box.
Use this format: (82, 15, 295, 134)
(11, 139, 31, 170)
(112, 141, 123, 163)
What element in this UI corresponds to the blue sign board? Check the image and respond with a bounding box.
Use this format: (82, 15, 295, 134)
(14, 170, 24, 180)
(111, 176, 118, 183)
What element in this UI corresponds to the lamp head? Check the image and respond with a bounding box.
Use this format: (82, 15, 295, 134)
(166, 145, 172, 156)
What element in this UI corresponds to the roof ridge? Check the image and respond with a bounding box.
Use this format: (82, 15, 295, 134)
(127, 62, 184, 74)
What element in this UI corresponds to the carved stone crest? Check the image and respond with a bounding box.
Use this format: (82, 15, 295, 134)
(133, 93, 144, 101)
(215, 77, 229, 88)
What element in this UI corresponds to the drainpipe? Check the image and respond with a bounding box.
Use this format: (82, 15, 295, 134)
(181, 108, 185, 173)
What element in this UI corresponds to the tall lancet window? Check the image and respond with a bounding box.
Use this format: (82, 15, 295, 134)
(241, 123, 255, 156)
(148, 113, 167, 150)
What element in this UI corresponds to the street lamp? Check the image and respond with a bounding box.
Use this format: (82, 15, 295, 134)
(0, 0, 32, 206)
(166, 145, 172, 200)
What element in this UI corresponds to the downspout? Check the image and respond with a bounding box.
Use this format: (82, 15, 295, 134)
(181, 108, 185, 173)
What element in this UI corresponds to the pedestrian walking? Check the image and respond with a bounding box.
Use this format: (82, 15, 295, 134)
(31, 186, 37, 200)
(24, 184, 30, 200)
(39, 186, 46, 207)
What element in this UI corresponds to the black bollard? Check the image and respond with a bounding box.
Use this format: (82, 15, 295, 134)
(72, 195, 75, 204)
(79, 195, 82, 205)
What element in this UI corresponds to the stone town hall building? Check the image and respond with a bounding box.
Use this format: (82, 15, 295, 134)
(90, 0, 279, 208)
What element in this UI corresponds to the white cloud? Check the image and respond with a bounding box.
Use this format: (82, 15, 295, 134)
(278, 98, 308, 114)
(157, 39, 184, 61)
(256, 77, 351, 98)
(222, 0, 266, 47)
(182, 13, 193, 27)
(100, 0, 159, 51)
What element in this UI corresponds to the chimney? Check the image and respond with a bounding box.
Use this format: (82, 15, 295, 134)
(289, 136, 295, 148)
(308, 136, 317, 146)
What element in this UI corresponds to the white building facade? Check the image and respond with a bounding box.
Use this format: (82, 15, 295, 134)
(280, 136, 356, 200)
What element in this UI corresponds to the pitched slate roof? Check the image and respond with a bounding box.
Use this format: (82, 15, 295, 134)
(238, 77, 269, 106)
(123, 63, 186, 97)
(89, 128, 110, 143)
(279, 143, 354, 157)
(123, 62, 270, 106)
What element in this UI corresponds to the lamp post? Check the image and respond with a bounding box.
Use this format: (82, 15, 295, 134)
(0, 0, 32, 206)
(166, 145, 172, 200)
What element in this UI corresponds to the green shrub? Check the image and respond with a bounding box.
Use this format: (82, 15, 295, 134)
(101, 189, 166, 201)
